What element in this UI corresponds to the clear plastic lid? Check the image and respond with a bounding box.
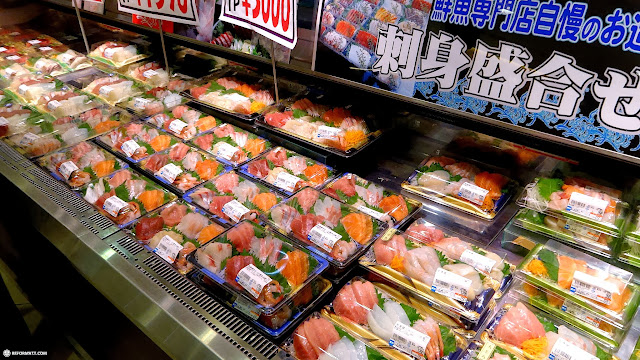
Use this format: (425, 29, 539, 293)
(97, 121, 180, 162)
(360, 225, 512, 323)
(53, 49, 92, 71)
(458, 341, 518, 360)
(0, 63, 30, 80)
(34, 88, 102, 119)
(322, 173, 421, 227)
(184, 170, 284, 226)
(483, 293, 617, 360)
(77, 169, 177, 227)
(146, 105, 218, 141)
(21, 34, 63, 50)
(517, 240, 640, 326)
(617, 234, 640, 273)
(26, 56, 67, 77)
(38, 141, 128, 189)
(265, 187, 387, 272)
(88, 40, 150, 68)
(240, 147, 337, 196)
(187, 220, 328, 315)
(122, 88, 187, 117)
(190, 123, 272, 167)
(324, 277, 468, 360)
(0, 94, 45, 137)
(518, 176, 628, 236)
(625, 206, 640, 241)
(257, 94, 384, 157)
(81, 71, 144, 105)
(129, 200, 228, 274)
(402, 155, 516, 220)
(121, 61, 169, 88)
(138, 142, 227, 194)
(513, 208, 616, 258)
(514, 279, 627, 350)
(6, 74, 58, 104)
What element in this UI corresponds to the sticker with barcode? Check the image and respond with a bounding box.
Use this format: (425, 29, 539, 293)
(564, 219, 601, 242)
(215, 142, 239, 160)
(273, 172, 301, 192)
(475, 342, 497, 360)
(0, 117, 8, 127)
(566, 192, 608, 221)
(388, 321, 430, 359)
(156, 163, 182, 183)
(34, 59, 47, 70)
(103, 47, 120, 59)
(19, 132, 39, 146)
(58, 161, 79, 180)
(5, 68, 16, 76)
(222, 199, 250, 222)
(39, 46, 52, 51)
(548, 337, 598, 360)
(316, 125, 343, 139)
(570, 271, 616, 305)
(99, 85, 114, 95)
(143, 69, 159, 78)
(459, 250, 497, 273)
(168, 119, 188, 133)
(121, 139, 141, 157)
(102, 195, 128, 217)
(457, 182, 489, 205)
(7, 55, 20, 61)
(235, 264, 272, 298)
(232, 296, 261, 320)
(561, 300, 601, 327)
(153, 235, 183, 263)
(133, 97, 151, 109)
(308, 223, 342, 252)
(431, 268, 472, 302)
(47, 100, 62, 111)
(0, 47, 6, 52)
(18, 84, 29, 95)
(27, 39, 41, 45)
(356, 204, 385, 221)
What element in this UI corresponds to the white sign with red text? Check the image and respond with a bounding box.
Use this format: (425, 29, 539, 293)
(117, 0, 199, 25)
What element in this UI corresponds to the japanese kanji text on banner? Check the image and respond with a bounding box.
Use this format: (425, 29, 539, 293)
(219, 0, 297, 49)
(117, 0, 199, 25)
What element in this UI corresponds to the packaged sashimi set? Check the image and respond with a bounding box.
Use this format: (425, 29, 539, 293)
(121, 87, 186, 117)
(190, 123, 272, 167)
(87, 40, 150, 69)
(146, 105, 219, 141)
(618, 206, 640, 269)
(96, 121, 180, 163)
(120, 61, 170, 89)
(0, 91, 50, 138)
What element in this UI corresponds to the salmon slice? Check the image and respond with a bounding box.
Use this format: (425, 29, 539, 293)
(197, 223, 225, 244)
(245, 138, 266, 157)
(93, 120, 121, 133)
(138, 189, 165, 211)
(277, 249, 309, 286)
(195, 159, 220, 181)
(557, 255, 588, 289)
(341, 213, 373, 244)
(475, 171, 509, 199)
(303, 164, 328, 185)
(149, 135, 171, 152)
(252, 192, 278, 212)
(378, 194, 409, 221)
(92, 160, 115, 178)
(196, 116, 217, 132)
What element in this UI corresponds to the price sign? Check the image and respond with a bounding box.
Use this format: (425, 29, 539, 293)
(117, 0, 199, 25)
(220, 0, 297, 49)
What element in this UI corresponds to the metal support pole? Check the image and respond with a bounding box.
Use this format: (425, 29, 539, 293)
(72, 0, 90, 54)
(159, 20, 171, 75)
(271, 42, 280, 104)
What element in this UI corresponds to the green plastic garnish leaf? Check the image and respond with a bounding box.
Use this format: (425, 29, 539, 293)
(292, 109, 307, 118)
(537, 248, 559, 282)
(435, 249, 449, 267)
(535, 313, 558, 333)
(335, 325, 356, 342)
(450, 174, 462, 182)
(399, 303, 420, 326)
(376, 289, 385, 310)
(439, 325, 457, 355)
(537, 178, 564, 201)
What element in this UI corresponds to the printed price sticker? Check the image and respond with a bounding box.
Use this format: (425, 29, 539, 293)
(121, 139, 141, 157)
(102, 195, 128, 217)
(58, 53, 74, 63)
(566, 192, 608, 221)
(19, 132, 39, 146)
(0, 47, 6, 52)
(6, 55, 20, 61)
(0, 117, 8, 127)
(215, 142, 239, 161)
(39, 46, 52, 51)
(222, 200, 251, 222)
(103, 47, 121, 59)
(457, 182, 489, 205)
(232, 296, 261, 320)
(153, 235, 183, 263)
(564, 219, 601, 242)
(18, 84, 29, 95)
(388, 321, 430, 359)
(356, 204, 386, 221)
(308, 223, 342, 252)
(142, 69, 159, 78)
(168, 119, 188, 133)
(27, 40, 41, 45)
(561, 300, 601, 327)
(316, 125, 343, 139)
(58, 161, 79, 180)
(47, 100, 62, 111)
(273, 172, 301, 192)
(156, 163, 182, 183)
(5, 68, 16, 76)
(548, 338, 598, 360)
(460, 250, 497, 273)
(99, 85, 114, 96)
(133, 97, 151, 109)
(34, 59, 47, 70)
(570, 271, 616, 305)
(431, 268, 472, 302)
(476, 342, 497, 360)
(235, 264, 272, 298)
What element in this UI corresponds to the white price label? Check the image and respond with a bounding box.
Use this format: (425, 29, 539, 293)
(58, 160, 79, 180)
(0, 47, 6, 52)
(388, 321, 430, 359)
(215, 141, 239, 160)
(99, 85, 114, 95)
(168, 119, 188, 133)
(103, 47, 121, 59)
(47, 100, 62, 111)
(232, 296, 261, 320)
(19, 132, 39, 146)
(457, 182, 489, 206)
(308, 223, 342, 252)
(222, 199, 250, 222)
(459, 250, 497, 273)
(561, 300, 601, 327)
(570, 271, 616, 305)
(34, 59, 48, 70)
(564, 219, 601, 242)
(548, 338, 598, 360)
(0, 117, 8, 126)
(316, 125, 343, 139)
(133, 97, 151, 109)
(235, 264, 272, 298)
(39, 46, 52, 51)
(121, 139, 141, 157)
(156, 163, 182, 183)
(58, 53, 74, 63)
(18, 84, 29, 95)
(5, 68, 16, 76)
(153, 235, 183, 263)
(356, 204, 386, 221)
(476, 342, 497, 360)
(273, 172, 301, 192)
(431, 268, 472, 302)
(142, 69, 159, 78)
(102, 195, 128, 217)
(27, 40, 41, 45)
(566, 192, 609, 221)
(6, 55, 20, 61)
